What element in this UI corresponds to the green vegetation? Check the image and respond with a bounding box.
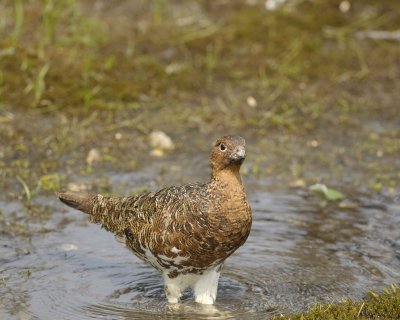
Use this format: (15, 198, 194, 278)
(0, 0, 399, 200)
(309, 183, 344, 201)
(0, 0, 400, 200)
(278, 285, 400, 320)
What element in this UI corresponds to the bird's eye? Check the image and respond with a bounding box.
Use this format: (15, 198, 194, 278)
(219, 143, 227, 152)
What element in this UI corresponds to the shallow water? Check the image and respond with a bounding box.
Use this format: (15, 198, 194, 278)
(1, 170, 399, 320)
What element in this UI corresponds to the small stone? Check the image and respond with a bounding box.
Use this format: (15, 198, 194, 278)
(150, 149, 164, 157)
(59, 243, 78, 251)
(289, 179, 306, 188)
(308, 140, 319, 147)
(115, 132, 122, 140)
(339, 1, 351, 13)
(165, 63, 184, 75)
(246, 96, 257, 108)
(149, 131, 175, 151)
(265, 0, 286, 11)
(338, 199, 358, 209)
(67, 182, 88, 192)
(86, 148, 101, 165)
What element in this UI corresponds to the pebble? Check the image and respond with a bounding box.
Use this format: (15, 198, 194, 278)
(246, 96, 257, 108)
(59, 244, 78, 252)
(265, 0, 286, 11)
(150, 149, 164, 157)
(149, 131, 175, 156)
(86, 148, 101, 164)
(289, 179, 306, 188)
(339, 1, 351, 13)
(66, 182, 88, 192)
(338, 199, 359, 209)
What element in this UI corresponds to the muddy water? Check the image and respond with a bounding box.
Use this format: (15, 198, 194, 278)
(1, 167, 400, 319)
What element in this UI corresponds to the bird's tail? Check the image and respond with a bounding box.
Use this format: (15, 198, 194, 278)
(58, 190, 129, 236)
(58, 191, 97, 214)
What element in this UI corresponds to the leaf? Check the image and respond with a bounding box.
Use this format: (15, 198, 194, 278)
(33, 63, 50, 106)
(310, 183, 344, 201)
(324, 188, 344, 201)
(16, 175, 32, 204)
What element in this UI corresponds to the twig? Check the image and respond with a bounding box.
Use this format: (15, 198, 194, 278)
(355, 30, 400, 41)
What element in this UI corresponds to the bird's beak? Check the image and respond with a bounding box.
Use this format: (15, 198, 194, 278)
(230, 146, 246, 162)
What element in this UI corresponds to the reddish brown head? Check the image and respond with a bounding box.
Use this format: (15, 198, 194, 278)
(210, 135, 246, 177)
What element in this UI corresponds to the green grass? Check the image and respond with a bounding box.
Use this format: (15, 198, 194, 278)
(1, 1, 398, 114)
(0, 0, 399, 195)
(277, 285, 400, 320)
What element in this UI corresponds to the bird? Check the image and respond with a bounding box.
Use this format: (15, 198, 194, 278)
(58, 135, 252, 305)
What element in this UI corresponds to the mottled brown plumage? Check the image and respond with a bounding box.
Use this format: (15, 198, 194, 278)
(58, 135, 252, 304)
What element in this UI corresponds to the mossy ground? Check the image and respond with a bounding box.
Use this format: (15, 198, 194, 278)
(1, 0, 399, 198)
(0, 0, 399, 318)
(277, 285, 400, 320)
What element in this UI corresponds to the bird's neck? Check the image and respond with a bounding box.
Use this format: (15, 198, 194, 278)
(211, 167, 243, 191)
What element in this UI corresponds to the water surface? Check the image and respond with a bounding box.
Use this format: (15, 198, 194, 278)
(1, 171, 399, 319)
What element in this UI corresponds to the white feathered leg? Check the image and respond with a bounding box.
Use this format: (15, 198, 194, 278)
(193, 267, 221, 305)
(164, 283, 182, 303)
(163, 265, 222, 304)
(163, 272, 193, 303)
(163, 275, 184, 303)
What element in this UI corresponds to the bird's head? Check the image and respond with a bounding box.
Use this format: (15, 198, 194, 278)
(210, 135, 246, 177)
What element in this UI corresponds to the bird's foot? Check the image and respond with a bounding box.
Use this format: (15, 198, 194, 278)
(167, 296, 180, 304)
(165, 284, 182, 304)
(193, 267, 221, 305)
(195, 294, 215, 305)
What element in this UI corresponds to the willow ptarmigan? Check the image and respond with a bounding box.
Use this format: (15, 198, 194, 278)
(58, 135, 252, 305)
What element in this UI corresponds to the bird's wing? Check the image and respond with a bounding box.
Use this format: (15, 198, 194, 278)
(116, 183, 220, 270)
(87, 183, 209, 238)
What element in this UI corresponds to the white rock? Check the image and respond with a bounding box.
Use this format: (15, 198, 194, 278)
(59, 244, 78, 251)
(149, 131, 175, 151)
(265, 0, 286, 11)
(115, 132, 122, 140)
(86, 148, 101, 164)
(246, 96, 257, 108)
(339, 1, 351, 13)
(66, 182, 88, 192)
(150, 149, 164, 157)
